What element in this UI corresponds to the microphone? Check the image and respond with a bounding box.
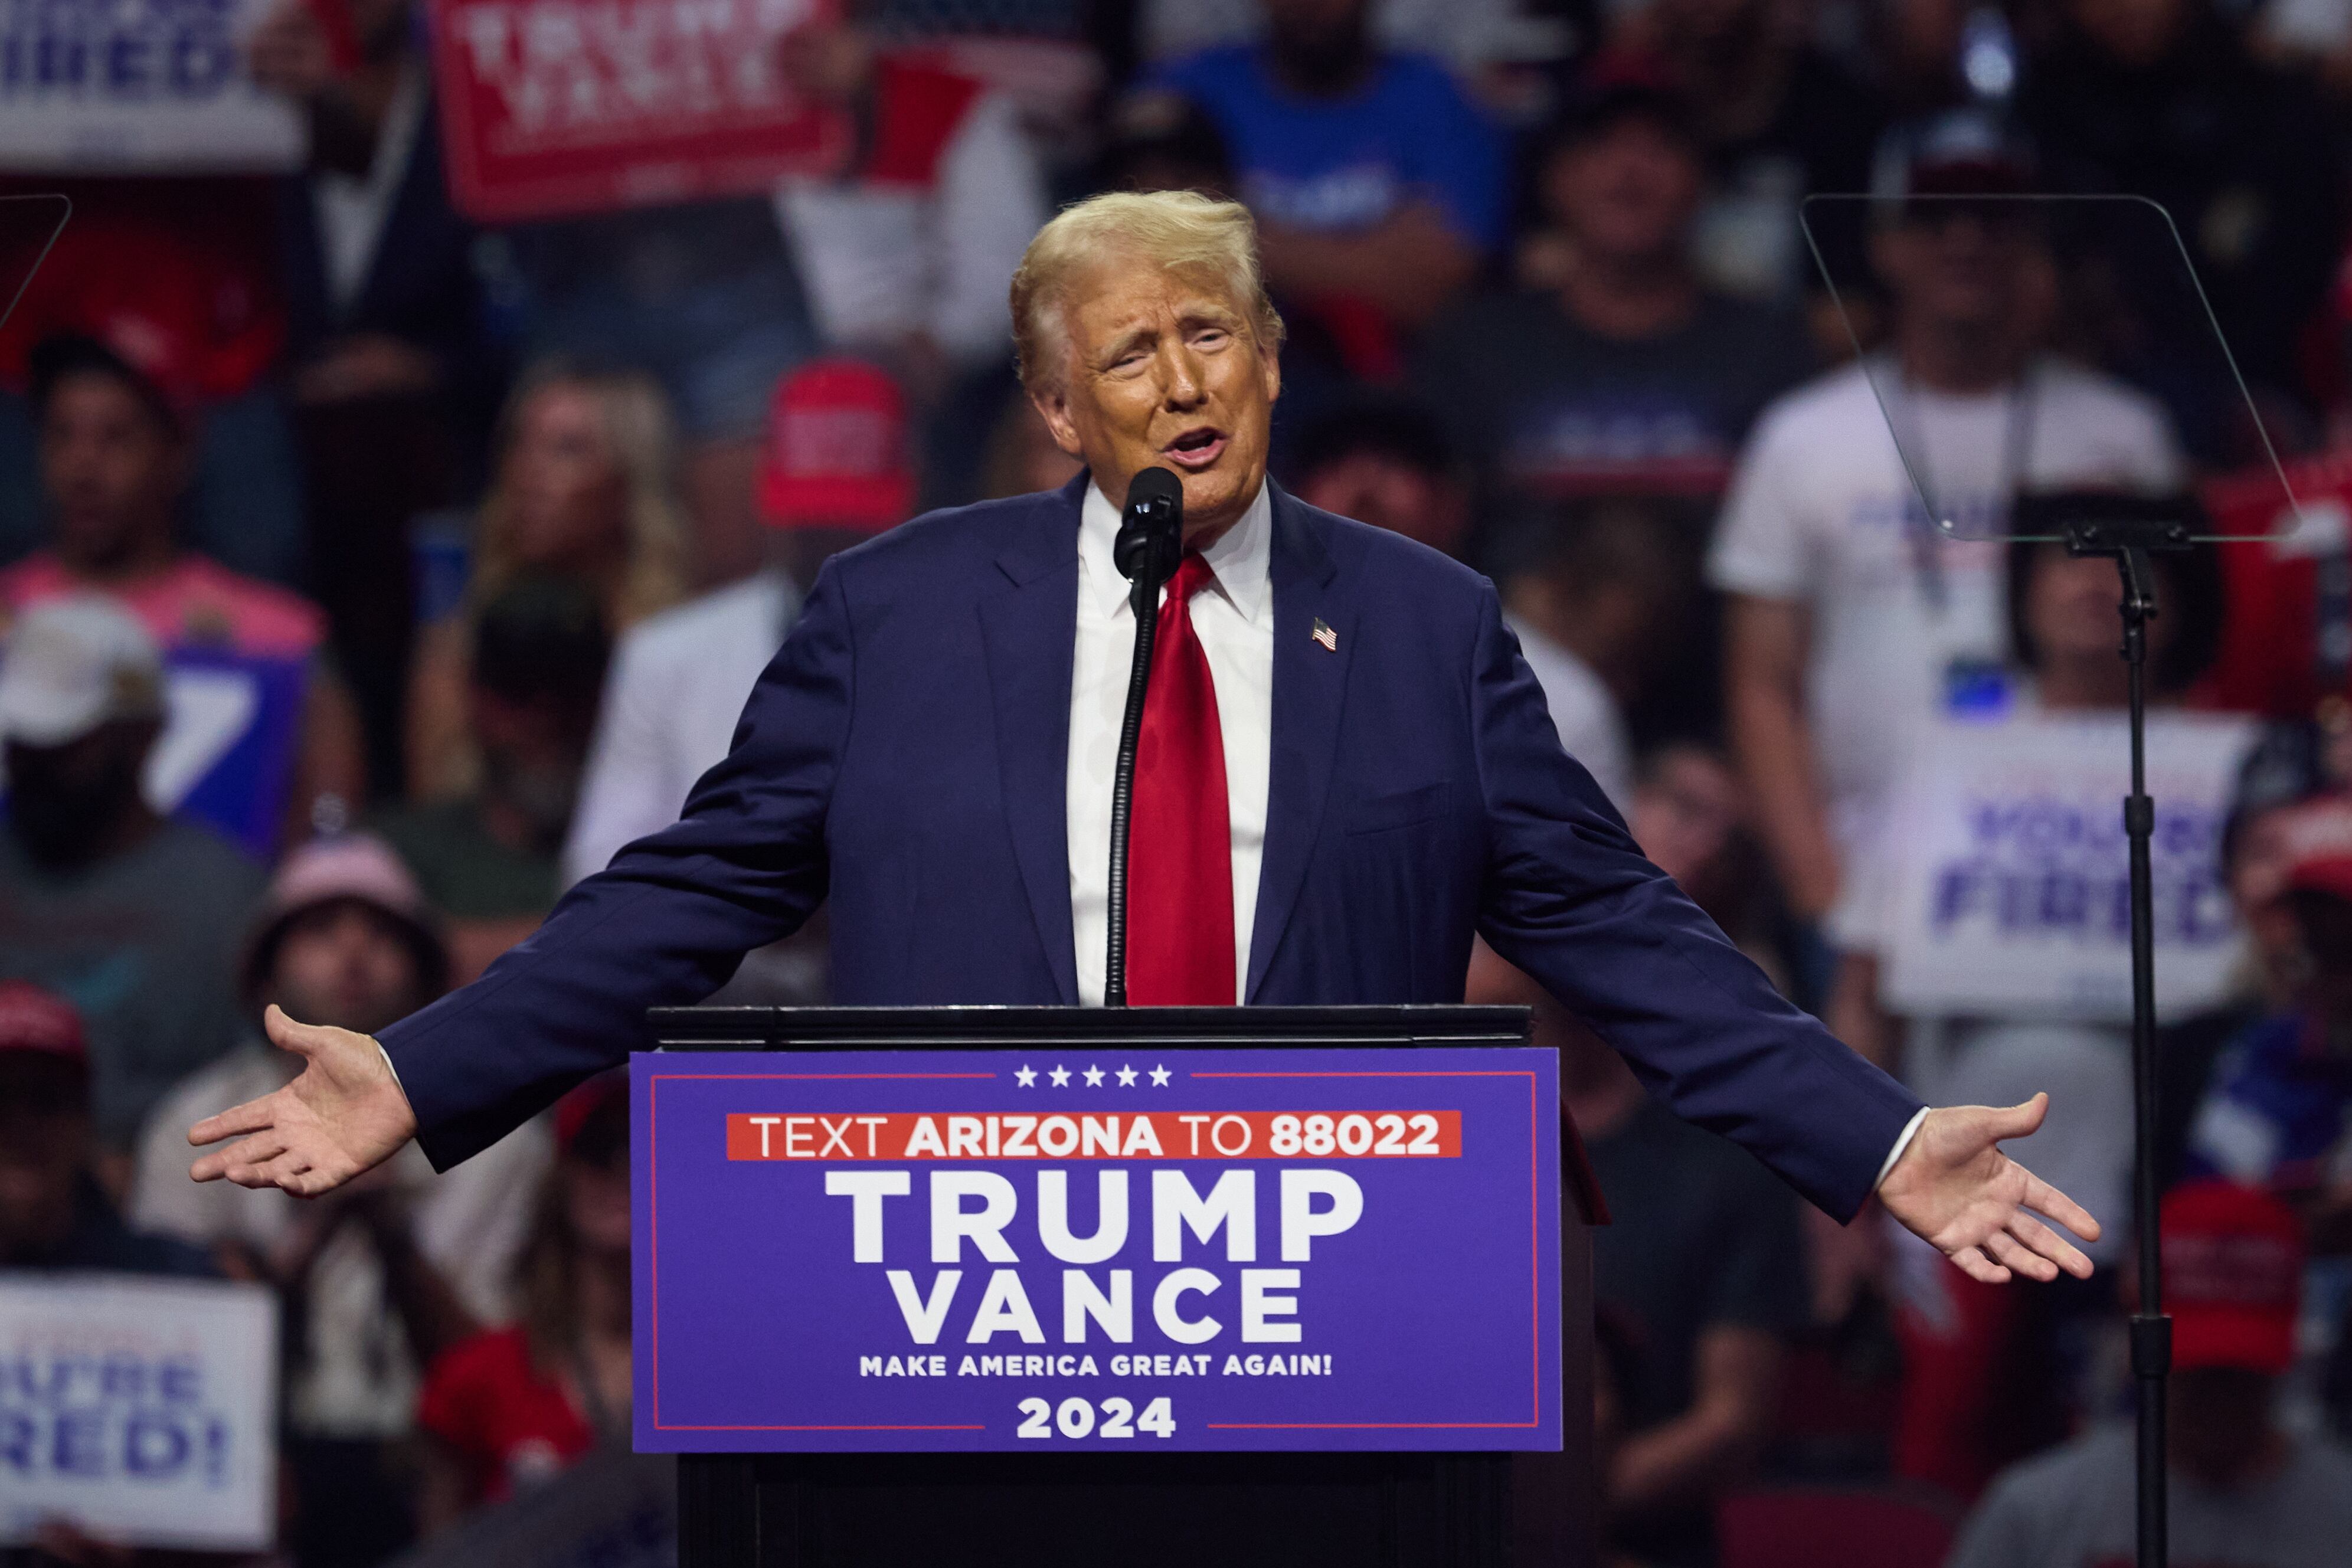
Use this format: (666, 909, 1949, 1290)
(1114, 466, 1185, 591)
(1105, 467, 1185, 1007)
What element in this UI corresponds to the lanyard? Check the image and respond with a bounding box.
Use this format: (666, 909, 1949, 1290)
(1876, 353, 2039, 617)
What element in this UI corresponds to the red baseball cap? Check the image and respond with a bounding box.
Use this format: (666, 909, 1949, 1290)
(0, 981, 87, 1066)
(5, 215, 281, 406)
(2161, 1180, 2304, 1374)
(2277, 793, 2352, 902)
(758, 358, 916, 533)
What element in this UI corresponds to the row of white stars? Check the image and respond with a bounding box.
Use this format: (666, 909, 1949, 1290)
(1014, 1063, 1172, 1088)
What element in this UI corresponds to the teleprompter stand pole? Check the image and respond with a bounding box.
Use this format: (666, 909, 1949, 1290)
(2057, 502, 2194, 1568)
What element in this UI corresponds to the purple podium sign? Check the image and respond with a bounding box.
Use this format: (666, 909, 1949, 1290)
(632, 1046, 1561, 1454)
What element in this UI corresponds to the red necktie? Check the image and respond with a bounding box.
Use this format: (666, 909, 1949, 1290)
(1127, 552, 1236, 1005)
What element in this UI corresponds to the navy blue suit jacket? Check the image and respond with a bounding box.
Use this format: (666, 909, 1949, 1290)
(379, 477, 1922, 1219)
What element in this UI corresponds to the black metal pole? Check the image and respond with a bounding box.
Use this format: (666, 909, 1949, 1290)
(1105, 469, 1185, 1008)
(2112, 544, 2171, 1568)
(1103, 576, 1160, 1009)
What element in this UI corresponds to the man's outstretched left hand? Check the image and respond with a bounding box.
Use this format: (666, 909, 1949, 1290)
(1877, 1094, 2102, 1284)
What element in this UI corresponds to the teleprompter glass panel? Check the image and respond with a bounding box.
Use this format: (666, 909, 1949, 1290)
(0, 195, 70, 338)
(1799, 192, 2301, 542)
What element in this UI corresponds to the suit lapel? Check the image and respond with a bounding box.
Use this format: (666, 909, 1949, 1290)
(1248, 486, 1352, 1001)
(979, 477, 1086, 1005)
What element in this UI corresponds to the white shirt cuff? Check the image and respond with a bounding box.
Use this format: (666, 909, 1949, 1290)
(1873, 1107, 1930, 1194)
(377, 1042, 404, 1094)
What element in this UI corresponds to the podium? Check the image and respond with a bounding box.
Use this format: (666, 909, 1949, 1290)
(642, 1004, 1601, 1568)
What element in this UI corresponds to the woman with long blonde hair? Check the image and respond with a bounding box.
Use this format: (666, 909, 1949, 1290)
(404, 365, 691, 800)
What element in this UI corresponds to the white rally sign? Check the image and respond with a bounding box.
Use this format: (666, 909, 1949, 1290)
(0, 1275, 277, 1551)
(1, 0, 302, 172)
(1879, 712, 2258, 1021)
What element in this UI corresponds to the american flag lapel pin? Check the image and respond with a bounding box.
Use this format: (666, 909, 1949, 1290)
(1311, 618, 1338, 653)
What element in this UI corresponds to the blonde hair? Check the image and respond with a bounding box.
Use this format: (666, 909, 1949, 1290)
(472, 363, 692, 629)
(1009, 189, 1285, 391)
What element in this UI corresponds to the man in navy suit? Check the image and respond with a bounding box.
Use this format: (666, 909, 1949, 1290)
(193, 191, 2097, 1287)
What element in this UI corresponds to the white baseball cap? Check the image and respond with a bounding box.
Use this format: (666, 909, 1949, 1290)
(0, 596, 166, 748)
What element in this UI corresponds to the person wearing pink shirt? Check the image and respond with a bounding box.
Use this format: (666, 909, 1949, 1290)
(0, 550, 326, 661)
(7, 335, 365, 853)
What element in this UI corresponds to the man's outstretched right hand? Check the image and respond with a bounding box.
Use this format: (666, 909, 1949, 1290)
(188, 1005, 418, 1196)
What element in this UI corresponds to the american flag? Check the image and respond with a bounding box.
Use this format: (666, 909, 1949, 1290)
(1312, 618, 1337, 652)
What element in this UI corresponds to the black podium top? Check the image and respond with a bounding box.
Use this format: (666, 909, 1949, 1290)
(647, 1003, 1535, 1052)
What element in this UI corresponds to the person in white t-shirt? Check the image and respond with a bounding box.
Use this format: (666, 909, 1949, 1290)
(1709, 139, 2180, 974)
(562, 361, 918, 919)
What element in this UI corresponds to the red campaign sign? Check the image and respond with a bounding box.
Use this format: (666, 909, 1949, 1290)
(426, 0, 853, 224)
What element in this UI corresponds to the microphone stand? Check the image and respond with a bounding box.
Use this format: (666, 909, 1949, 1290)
(2020, 491, 2194, 1568)
(1105, 477, 1183, 1007)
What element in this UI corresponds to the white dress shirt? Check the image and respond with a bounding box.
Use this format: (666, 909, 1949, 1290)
(1067, 481, 1274, 1006)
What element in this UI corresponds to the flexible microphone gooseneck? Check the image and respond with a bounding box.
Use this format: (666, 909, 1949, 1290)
(1104, 466, 1185, 1007)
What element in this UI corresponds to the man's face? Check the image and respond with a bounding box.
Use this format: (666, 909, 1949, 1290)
(1631, 748, 1746, 896)
(1543, 121, 1702, 267)
(268, 901, 425, 1037)
(472, 686, 595, 850)
(0, 1055, 89, 1260)
(1031, 258, 1281, 544)
(1265, 0, 1368, 68)
(38, 372, 184, 574)
(1876, 207, 2053, 344)
(1295, 453, 1466, 556)
(4, 720, 155, 870)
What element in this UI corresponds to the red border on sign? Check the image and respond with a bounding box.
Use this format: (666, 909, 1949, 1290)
(646, 1065, 1550, 1435)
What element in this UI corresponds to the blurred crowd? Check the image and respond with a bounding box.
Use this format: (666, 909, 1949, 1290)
(9, 0, 2352, 1563)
